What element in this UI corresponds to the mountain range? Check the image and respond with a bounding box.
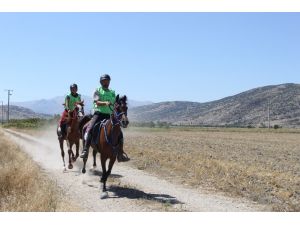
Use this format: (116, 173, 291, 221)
(0, 105, 51, 120)
(129, 83, 300, 128)
(5, 83, 300, 128)
(12, 95, 152, 115)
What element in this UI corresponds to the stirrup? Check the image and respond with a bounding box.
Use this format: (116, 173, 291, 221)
(80, 150, 89, 159)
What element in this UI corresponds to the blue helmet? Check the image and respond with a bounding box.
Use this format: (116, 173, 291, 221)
(100, 74, 111, 83)
(70, 83, 78, 91)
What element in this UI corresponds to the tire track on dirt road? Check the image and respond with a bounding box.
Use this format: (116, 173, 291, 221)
(2, 128, 266, 212)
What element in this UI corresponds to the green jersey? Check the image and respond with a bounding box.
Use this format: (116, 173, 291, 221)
(93, 87, 116, 114)
(65, 93, 81, 111)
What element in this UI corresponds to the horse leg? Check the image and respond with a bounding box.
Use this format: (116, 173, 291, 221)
(82, 157, 87, 174)
(106, 157, 116, 183)
(101, 156, 116, 188)
(67, 141, 74, 170)
(59, 138, 66, 172)
(100, 155, 109, 199)
(100, 156, 116, 199)
(75, 140, 80, 161)
(69, 141, 76, 162)
(82, 145, 90, 174)
(92, 148, 97, 169)
(100, 155, 107, 191)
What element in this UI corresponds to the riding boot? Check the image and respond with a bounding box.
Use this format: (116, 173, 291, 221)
(80, 132, 92, 159)
(117, 138, 130, 162)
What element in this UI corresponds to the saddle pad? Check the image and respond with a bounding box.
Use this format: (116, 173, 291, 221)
(91, 119, 107, 145)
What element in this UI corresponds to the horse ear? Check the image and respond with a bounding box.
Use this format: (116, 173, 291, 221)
(116, 94, 120, 102)
(123, 95, 127, 102)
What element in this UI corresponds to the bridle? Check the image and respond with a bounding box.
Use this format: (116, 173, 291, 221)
(70, 104, 84, 122)
(103, 98, 128, 153)
(109, 101, 128, 128)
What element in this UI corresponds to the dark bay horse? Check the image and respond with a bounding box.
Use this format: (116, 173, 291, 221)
(81, 95, 129, 198)
(57, 103, 84, 172)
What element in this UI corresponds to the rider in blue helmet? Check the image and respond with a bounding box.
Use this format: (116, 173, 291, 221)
(80, 74, 130, 162)
(58, 83, 82, 138)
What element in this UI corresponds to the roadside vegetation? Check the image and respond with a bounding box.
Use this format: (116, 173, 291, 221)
(0, 130, 80, 212)
(2, 117, 59, 129)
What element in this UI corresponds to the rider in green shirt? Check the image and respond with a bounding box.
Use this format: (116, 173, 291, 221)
(80, 74, 130, 162)
(58, 84, 82, 138)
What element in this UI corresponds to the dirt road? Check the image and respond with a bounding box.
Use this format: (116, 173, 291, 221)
(2, 128, 265, 212)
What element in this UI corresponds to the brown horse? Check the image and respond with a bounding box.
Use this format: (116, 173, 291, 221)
(57, 103, 84, 172)
(81, 95, 129, 198)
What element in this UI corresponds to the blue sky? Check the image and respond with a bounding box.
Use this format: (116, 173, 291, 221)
(0, 13, 299, 103)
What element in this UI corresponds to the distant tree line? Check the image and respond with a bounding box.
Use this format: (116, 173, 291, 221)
(130, 121, 282, 129)
(2, 116, 60, 129)
(130, 121, 171, 128)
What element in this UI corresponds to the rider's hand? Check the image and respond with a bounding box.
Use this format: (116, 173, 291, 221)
(105, 101, 111, 106)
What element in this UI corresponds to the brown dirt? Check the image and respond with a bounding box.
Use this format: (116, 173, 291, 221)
(1, 127, 263, 212)
(124, 127, 300, 211)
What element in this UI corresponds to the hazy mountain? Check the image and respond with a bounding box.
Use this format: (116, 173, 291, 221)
(13, 95, 152, 115)
(129, 83, 300, 128)
(128, 99, 153, 108)
(0, 105, 52, 120)
(12, 95, 94, 115)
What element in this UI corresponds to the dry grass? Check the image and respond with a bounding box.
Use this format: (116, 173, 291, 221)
(0, 130, 80, 212)
(124, 127, 300, 212)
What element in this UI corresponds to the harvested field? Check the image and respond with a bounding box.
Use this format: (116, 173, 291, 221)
(2, 128, 261, 212)
(124, 127, 300, 211)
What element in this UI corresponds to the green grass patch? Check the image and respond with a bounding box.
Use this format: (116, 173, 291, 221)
(2, 118, 58, 129)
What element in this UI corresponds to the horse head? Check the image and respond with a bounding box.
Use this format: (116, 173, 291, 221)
(112, 94, 129, 128)
(76, 102, 85, 118)
(72, 102, 85, 121)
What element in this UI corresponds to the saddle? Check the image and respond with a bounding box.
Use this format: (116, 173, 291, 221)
(91, 119, 108, 145)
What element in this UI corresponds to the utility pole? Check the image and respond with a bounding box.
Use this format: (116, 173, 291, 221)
(1, 100, 3, 125)
(5, 90, 13, 122)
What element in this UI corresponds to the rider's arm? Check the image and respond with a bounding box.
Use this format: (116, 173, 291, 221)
(65, 96, 71, 111)
(78, 94, 83, 104)
(93, 89, 110, 106)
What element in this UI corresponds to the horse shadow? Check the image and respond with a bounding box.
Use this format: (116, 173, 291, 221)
(107, 185, 183, 205)
(87, 169, 182, 206)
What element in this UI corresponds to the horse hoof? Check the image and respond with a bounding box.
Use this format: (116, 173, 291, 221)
(100, 192, 108, 199)
(82, 168, 86, 174)
(63, 167, 67, 172)
(68, 164, 73, 170)
(90, 165, 97, 170)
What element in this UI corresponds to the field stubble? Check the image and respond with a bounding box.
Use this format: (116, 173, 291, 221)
(124, 127, 300, 211)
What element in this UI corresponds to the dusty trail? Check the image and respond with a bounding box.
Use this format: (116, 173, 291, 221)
(2, 128, 265, 212)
